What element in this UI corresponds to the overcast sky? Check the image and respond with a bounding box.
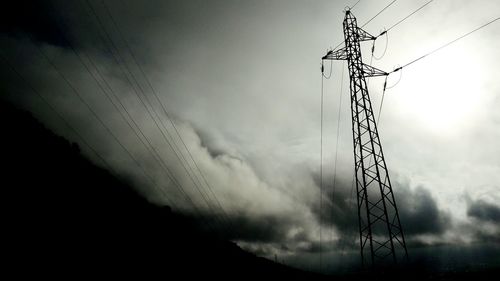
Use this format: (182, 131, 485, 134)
(1, 0, 500, 274)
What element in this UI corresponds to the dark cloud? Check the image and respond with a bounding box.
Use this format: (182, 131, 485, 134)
(0, 0, 70, 47)
(190, 210, 315, 258)
(310, 171, 451, 238)
(396, 185, 451, 235)
(170, 210, 293, 244)
(226, 212, 293, 243)
(473, 230, 500, 244)
(310, 171, 358, 232)
(465, 198, 500, 245)
(467, 199, 500, 223)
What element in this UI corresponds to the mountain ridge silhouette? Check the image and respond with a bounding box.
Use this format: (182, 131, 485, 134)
(1, 100, 328, 279)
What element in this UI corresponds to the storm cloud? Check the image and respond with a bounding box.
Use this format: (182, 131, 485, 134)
(310, 173, 452, 244)
(397, 185, 451, 235)
(1, 0, 500, 274)
(468, 199, 500, 223)
(466, 197, 500, 244)
(0, 1, 69, 47)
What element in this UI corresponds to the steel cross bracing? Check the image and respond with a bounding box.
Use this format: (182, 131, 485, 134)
(322, 10, 408, 266)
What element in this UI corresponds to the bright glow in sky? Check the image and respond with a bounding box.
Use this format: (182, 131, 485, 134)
(393, 45, 485, 135)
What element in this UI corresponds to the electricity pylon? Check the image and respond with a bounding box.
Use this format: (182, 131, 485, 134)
(322, 9, 408, 266)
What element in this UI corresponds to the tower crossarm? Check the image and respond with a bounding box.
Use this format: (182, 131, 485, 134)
(322, 51, 388, 77)
(362, 64, 388, 77)
(322, 47, 348, 60)
(356, 27, 377, 42)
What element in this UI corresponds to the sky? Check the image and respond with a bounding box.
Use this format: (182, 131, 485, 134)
(1, 0, 500, 274)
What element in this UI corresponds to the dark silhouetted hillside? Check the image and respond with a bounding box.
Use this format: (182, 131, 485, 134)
(4, 101, 499, 281)
(1, 101, 328, 279)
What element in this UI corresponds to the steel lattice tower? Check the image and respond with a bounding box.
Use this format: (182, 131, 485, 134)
(322, 10, 408, 266)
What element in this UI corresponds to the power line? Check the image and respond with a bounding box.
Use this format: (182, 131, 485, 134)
(319, 68, 325, 271)
(331, 61, 344, 229)
(33, 44, 133, 170)
(350, 0, 361, 10)
(360, 0, 398, 28)
(43, 1, 198, 210)
(385, 0, 434, 34)
(0, 52, 116, 176)
(55, 2, 236, 228)
(98, 0, 234, 233)
(88, 0, 213, 216)
(38, 43, 179, 205)
(370, 0, 433, 122)
(81, 1, 227, 232)
(330, 0, 397, 52)
(375, 15, 499, 126)
(83, 0, 205, 205)
(370, 0, 434, 60)
(102, 0, 234, 231)
(331, 41, 344, 53)
(3, 48, 179, 208)
(371, 8, 497, 125)
(82, 0, 231, 233)
(111, 0, 233, 226)
(331, 61, 344, 259)
(43, 1, 207, 211)
(393, 17, 500, 72)
(2, 50, 179, 215)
